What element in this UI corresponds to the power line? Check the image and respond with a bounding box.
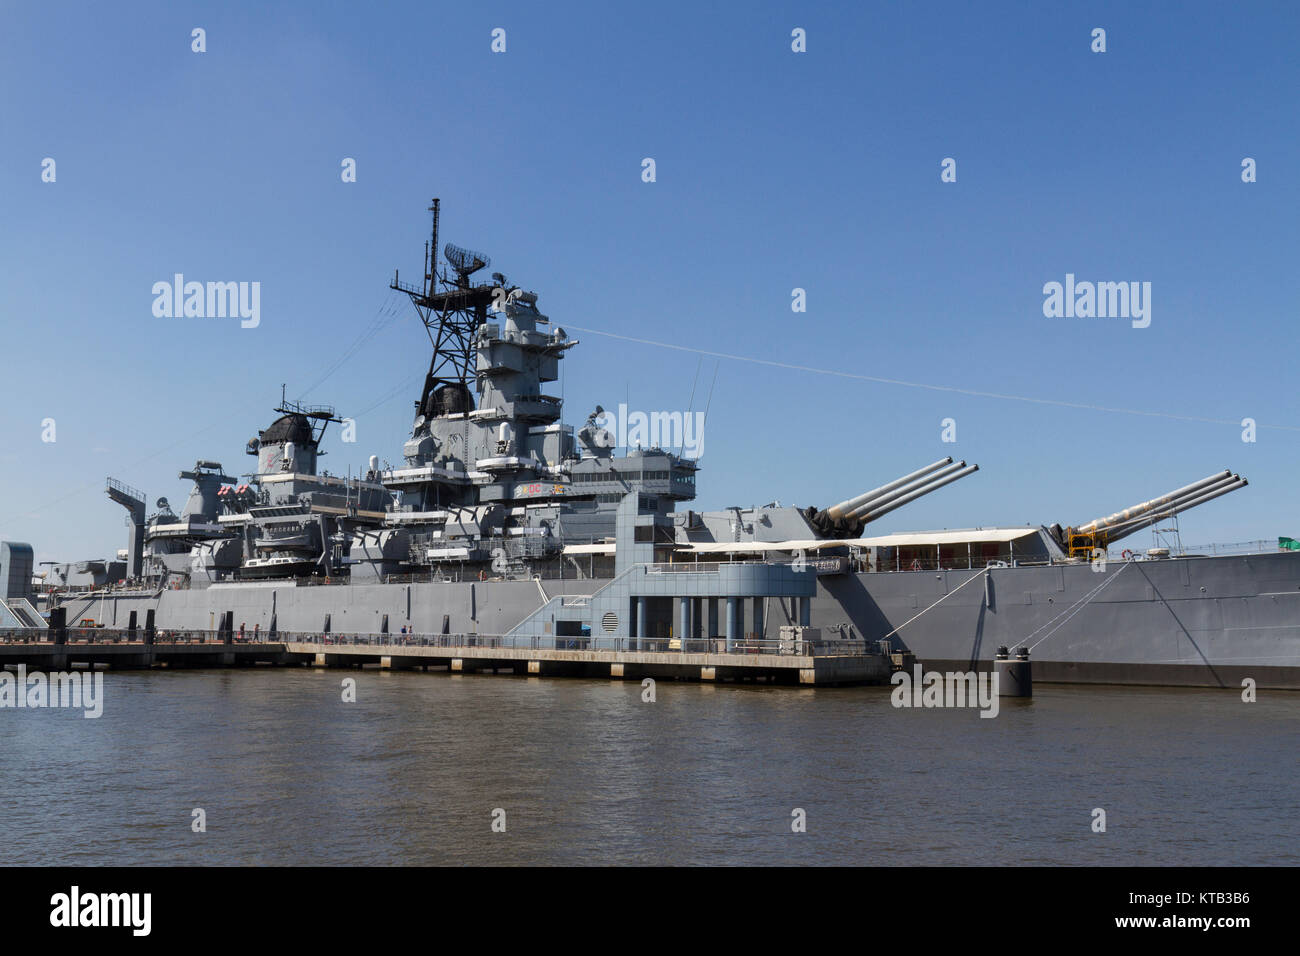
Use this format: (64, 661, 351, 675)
(565, 325, 1298, 433)
(298, 292, 405, 401)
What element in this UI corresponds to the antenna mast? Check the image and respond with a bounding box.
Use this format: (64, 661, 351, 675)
(390, 198, 496, 417)
(426, 198, 440, 297)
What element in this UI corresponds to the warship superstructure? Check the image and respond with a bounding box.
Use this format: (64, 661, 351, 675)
(37, 199, 1300, 688)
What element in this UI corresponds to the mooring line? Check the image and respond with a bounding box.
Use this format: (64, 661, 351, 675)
(880, 566, 991, 641)
(1024, 560, 1133, 652)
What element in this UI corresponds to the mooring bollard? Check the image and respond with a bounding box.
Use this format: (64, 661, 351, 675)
(994, 645, 1032, 697)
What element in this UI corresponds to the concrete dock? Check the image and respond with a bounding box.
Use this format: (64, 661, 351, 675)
(0, 628, 889, 686)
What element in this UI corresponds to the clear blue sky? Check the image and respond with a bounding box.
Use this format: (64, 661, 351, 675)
(2, 0, 1297, 565)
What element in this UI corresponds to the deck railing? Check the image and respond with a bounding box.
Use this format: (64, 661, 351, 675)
(282, 632, 874, 657)
(2, 628, 879, 658)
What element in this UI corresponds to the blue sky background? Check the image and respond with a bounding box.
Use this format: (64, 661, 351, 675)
(1, 0, 1297, 565)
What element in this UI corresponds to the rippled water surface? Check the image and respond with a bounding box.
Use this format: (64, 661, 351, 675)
(2, 668, 1296, 865)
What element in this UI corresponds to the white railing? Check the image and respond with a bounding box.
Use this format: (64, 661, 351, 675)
(2, 627, 882, 659)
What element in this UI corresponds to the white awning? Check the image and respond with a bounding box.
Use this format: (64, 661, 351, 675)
(426, 547, 471, 559)
(562, 543, 616, 555)
(860, 528, 1040, 547)
(674, 539, 854, 555)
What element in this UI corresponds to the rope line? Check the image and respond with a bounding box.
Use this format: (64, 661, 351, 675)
(881, 566, 991, 641)
(1024, 560, 1134, 652)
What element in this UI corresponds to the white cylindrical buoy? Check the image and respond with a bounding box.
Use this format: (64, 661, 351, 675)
(995, 645, 1032, 697)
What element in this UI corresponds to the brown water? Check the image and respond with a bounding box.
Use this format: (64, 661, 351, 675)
(2, 669, 1297, 865)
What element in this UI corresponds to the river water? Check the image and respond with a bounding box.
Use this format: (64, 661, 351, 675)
(2, 669, 1296, 865)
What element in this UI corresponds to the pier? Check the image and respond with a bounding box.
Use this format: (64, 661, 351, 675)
(0, 627, 889, 686)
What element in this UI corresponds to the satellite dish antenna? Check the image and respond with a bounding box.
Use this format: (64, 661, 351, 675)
(444, 242, 491, 279)
(156, 497, 170, 511)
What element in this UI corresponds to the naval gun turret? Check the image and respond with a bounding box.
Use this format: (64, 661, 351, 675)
(805, 457, 981, 538)
(1061, 469, 1249, 558)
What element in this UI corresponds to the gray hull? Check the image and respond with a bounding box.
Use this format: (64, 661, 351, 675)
(812, 551, 1300, 688)
(58, 551, 1300, 689)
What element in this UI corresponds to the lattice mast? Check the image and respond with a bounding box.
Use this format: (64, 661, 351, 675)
(390, 198, 496, 417)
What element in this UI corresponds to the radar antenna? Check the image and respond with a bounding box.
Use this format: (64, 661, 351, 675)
(444, 243, 491, 285)
(389, 198, 499, 418)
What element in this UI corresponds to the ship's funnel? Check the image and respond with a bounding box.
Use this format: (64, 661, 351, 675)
(825, 458, 953, 521)
(846, 459, 971, 521)
(1074, 470, 1232, 536)
(1104, 476, 1247, 544)
(856, 463, 980, 524)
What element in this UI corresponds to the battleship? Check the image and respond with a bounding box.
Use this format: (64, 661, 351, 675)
(11, 199, 1300, 688)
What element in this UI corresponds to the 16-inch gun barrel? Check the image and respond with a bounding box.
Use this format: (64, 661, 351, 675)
(1075, 470, 1232, 535)
(825, 458, 953, 520)
(1102, 475, 1247, 544)
(845, 459, 974, 521)
(854, 463, 980, 524)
